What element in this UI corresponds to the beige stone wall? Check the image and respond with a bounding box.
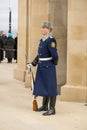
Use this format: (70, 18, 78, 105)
(61, 0, 87, 102)
(67, 0, 87, 86)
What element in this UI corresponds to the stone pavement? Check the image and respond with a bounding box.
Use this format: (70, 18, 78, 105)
(0, 60, 87, 130)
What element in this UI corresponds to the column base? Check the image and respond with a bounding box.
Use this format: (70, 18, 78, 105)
(60, 85, 87, 103)
(14, 67, 26, 82)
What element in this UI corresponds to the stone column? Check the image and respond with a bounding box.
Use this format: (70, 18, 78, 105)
(14, 0, 28, 81)
(60, 0, 87, 102)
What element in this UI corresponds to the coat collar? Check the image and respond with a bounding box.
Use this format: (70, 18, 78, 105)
(41, 33, 52, 41)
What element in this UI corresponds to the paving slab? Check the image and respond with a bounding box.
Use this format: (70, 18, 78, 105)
(0, 60, 87, 130)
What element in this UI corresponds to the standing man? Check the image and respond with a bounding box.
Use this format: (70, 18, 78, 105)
(4, 33, 15, 63)
(27, 22, 59, 116)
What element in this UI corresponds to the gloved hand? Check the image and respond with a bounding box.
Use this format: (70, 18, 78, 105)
(26, 63, 33, 68)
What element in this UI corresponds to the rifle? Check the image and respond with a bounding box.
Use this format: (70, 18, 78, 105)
(28, 67, 38, 111)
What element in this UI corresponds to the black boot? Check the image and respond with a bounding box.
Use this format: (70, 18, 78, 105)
(35, 97, 49, 111)
(43, 96, 56, 116)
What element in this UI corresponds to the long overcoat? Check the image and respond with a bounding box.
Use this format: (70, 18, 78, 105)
(4, 37, 15, 58)
(32, 36, 59, 96)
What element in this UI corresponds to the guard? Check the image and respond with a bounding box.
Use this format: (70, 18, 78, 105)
(27, 21, 59, 116)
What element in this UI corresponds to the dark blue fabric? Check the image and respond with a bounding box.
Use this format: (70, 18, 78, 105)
(33, 37, 58, 96)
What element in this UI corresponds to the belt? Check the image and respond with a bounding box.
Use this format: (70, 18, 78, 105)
(39, 57, 52, 61)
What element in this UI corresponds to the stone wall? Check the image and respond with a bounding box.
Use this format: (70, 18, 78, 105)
(60, 0, 87, 102)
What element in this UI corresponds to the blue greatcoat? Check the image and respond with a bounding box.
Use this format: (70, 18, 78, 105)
(32, 36, 59, 96)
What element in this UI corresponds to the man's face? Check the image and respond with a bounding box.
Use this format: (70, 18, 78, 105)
(41, 27, 50, 35)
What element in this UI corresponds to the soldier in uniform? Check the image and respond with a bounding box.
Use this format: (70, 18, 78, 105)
(27, 22, 59, 116)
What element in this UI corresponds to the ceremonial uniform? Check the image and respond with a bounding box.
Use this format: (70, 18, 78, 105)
(27, 22, 59, 116)
(32, 36, 58, 96)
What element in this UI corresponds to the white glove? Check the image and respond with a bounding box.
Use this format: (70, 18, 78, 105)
(26, 63, 33, 68)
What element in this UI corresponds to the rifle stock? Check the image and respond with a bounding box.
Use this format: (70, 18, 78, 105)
(32, 95, 38, 110)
